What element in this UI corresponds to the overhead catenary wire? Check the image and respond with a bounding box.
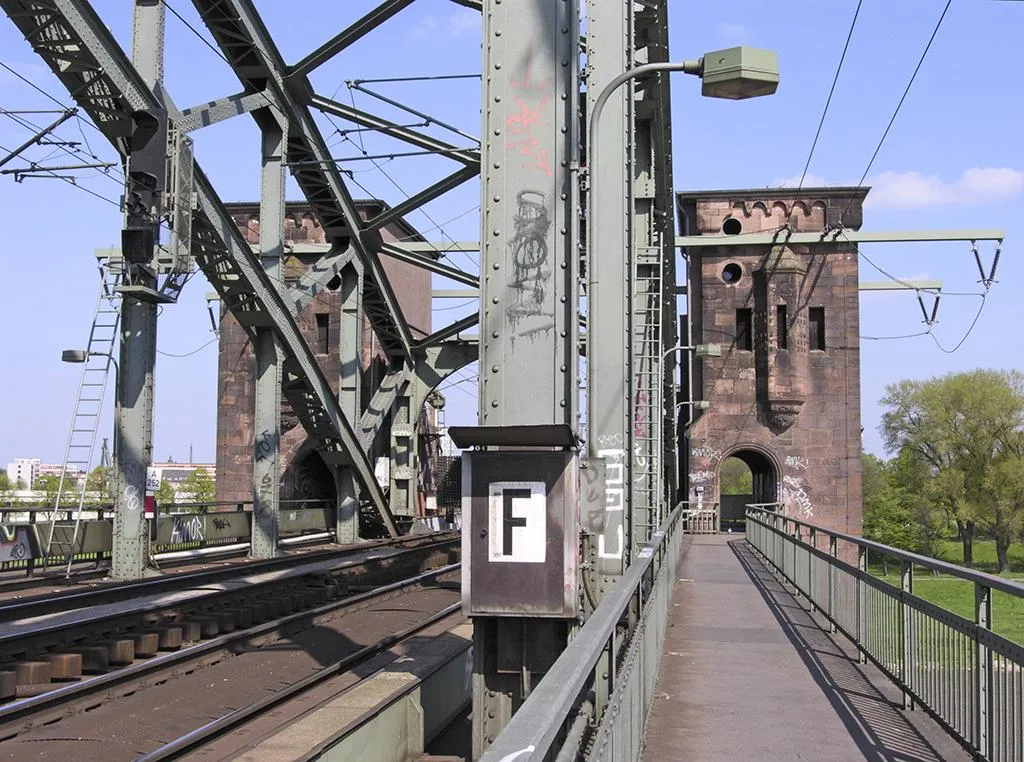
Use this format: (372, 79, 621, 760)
(798, 0, 863, 189)
(840, 0, 953, 222)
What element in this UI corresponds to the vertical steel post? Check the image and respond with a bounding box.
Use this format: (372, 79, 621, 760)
(828, 535, 837, 633)
(857, 545, 867, 663)
(251, 117, 287, 558)
(473, 0, 580, 755)
(585, 0, 632, 601)
(335, 263, 362, 544)
(112, 0, 165, 579)
(901, 558, 914, 709)
(389, 393, 416, 521)
(975, 582, 992, 757)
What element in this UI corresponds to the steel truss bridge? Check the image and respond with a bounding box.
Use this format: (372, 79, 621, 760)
(2, 1, 1020, 761)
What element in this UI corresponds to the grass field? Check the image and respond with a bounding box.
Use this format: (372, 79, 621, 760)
(868, 540, 1024, 646)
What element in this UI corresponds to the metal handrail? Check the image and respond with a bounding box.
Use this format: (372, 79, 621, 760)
(747, 506, 1024, 598)
(481, 503, 684, 761)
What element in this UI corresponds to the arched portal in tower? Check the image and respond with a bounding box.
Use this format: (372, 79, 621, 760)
(718, 448, 778, 528)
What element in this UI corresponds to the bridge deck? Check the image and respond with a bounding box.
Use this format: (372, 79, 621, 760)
(643, 535, 971, 761)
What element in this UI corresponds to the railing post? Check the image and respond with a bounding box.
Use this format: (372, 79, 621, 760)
(827, 535, 837, 633)
(857, 545, 867, 664)
(808, 527, 816, 613)
(900, 558, 914, 710)
(974, 582, 993, 757)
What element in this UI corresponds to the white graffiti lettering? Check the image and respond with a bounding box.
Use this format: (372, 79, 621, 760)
(690, 446, 720, 460)
(689, 470, 714, 484)
(597, 448, 625, 560)
(782, 475, 814, 518)
(170, 515, 205, 543)
(785, 455, 809, 471)
(123, 484, 141, 512)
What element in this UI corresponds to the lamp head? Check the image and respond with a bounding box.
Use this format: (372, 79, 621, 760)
(61, 349, 88, 363)
(699, 46, 779, 100)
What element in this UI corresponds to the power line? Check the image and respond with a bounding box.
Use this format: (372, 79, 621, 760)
(841, 0, 953, 221)
(157, 337, 219, 358)
(798, 0, 863, 189)
(927, 293, 987, 354)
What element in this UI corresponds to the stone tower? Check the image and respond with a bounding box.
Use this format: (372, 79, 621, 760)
(677, 187, 868, 536)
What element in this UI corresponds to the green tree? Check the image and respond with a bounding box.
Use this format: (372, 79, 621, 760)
(179, 468, 215, 510)
(34, 473, 61, 508)
(0, 472, 14, 506)
(154, 479, 177, 508)
(984, 433, 1024, 573)
(719, 457, 753, 495)
(880, 369, 1024, 567)
(862, 453, 915, 551)
(85, 466, 113, 503)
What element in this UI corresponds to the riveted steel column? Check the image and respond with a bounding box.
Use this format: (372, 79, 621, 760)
(112, 0, 165, 580)
(390, 393, 416, 522)
(473, 0, 581, 756)
(251, 117, 286, 558)
(336, 263, 362, 544)
(585, 0, 632, 603)
(478, 0, 578, 427)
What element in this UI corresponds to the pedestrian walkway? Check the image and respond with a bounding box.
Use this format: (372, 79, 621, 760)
(643, 535, 972, 761)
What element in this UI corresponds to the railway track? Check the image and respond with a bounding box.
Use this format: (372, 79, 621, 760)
(0, 531, 454, 622)
(0, 535, 458, 699)
(0, 562, 463, 760)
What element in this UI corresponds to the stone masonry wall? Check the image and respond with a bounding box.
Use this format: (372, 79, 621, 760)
(678, 188, 867, 536)
(215, 202, 431, 505)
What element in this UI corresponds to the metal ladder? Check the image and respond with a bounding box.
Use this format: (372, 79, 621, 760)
(45, 254, 123, 575)
(630, 247, 663, 547)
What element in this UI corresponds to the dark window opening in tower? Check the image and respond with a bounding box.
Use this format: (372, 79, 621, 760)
(735, 308, 753, 351)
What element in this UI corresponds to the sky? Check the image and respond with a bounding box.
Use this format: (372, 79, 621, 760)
(0, 0, 1021, 469)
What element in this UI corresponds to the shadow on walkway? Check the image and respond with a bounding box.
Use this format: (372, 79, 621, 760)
(728, 539, 969, 762)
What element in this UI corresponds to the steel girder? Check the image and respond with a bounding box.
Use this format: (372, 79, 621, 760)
(0, 0, 400, 537)
(190, 0, 417, 360)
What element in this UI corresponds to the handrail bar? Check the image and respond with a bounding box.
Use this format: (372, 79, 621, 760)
(480, 503, 684, 761)
(747, 506, 1024, 599)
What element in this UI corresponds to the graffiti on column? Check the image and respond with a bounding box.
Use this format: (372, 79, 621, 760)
(596, 447, 625, 563)
(505, 51, 555, 342)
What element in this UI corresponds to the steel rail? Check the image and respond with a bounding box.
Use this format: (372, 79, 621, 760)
(138, 600, 463, 760)
(0, 537, 457, 657)
(0, 561, 461, 733)
(0, 531, 455, 623)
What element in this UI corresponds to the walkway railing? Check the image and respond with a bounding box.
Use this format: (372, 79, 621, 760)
(746, 506, 1024, 762)
(482, 504, 687, 762)
(0, 499, 336, 575)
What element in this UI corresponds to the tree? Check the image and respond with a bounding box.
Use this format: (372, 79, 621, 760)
(85, 466, 113, 503)
(179, 468, 215, 510)
(154, 479, 177, 508)
(34, 473, 61, 508)
(984, 434, 1024, 573)
(861, 453, 916, 569)
(0, 472, 14, 507)
(880, 370, 1024, 567)
(719, 457, 753, 495)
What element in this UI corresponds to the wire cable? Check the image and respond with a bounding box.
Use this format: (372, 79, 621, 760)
(798, 0, 863, 189)
(157, 337, 219, 358)
(841, 0, 952, 221)
(927, 294, 987, 354)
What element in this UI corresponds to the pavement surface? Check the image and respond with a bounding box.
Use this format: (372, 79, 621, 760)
(643, 534, 972, 761)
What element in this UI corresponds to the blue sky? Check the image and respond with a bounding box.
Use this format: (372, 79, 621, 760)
(0, 0, 1021, 468)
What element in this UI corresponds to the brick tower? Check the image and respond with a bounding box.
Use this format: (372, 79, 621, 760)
(678, 187, 868, 536)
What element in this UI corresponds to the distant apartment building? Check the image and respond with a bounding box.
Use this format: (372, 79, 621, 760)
(150, 462, 216, 490)
(6, 458, 40, 489)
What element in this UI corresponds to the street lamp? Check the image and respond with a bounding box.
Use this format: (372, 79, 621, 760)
(62, 349, 119, 385)
(662, 343, 722, 361)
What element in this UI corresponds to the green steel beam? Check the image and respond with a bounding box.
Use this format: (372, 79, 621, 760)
(675, 229, 1005, 248)
(860, 280, 942, 291)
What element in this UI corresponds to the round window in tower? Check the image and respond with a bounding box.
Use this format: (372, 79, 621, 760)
(721, 263, 743, 284)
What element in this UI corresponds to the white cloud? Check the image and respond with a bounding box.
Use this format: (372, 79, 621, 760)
(771, 173, 831, 189)
(411, 10, 480, 40)
(865, 168, 1024, 208)
(719, 22, 748, 42)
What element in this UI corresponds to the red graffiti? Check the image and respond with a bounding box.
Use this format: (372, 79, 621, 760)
(507, 53, 554, 177)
